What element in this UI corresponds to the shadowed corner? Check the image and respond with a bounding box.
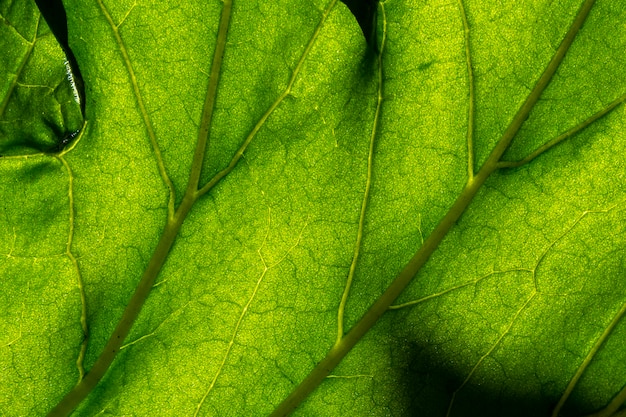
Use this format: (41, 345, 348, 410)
(390, 337, 593, 417)
(340, 0, 378, 52)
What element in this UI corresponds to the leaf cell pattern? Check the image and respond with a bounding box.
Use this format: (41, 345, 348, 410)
(0, 0, 625, 416)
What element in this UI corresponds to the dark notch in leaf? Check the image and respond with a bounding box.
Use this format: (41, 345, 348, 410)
(33, 0, 86, 148)
(340, 0, 378, 50)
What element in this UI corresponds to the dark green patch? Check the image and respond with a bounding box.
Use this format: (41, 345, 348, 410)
(418, 61, 434, 71)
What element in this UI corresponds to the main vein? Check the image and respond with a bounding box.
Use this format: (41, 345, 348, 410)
(48, 0, 339, 412)
(46, 1, 234, 415)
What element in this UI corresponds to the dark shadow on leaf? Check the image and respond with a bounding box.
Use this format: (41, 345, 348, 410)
(34, 0, 86, 115)
(391, 337, 599, 417)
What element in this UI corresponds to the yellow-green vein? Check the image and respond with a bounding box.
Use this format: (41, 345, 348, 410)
(119, 300, 192, 351)
(456, 0, 475, 180)
(0, 116, 85, 160)
(56, 153, 88, 382)
(96, 0, 176, 218)
(271, 3, 598, 413)
(550, 202, 626, 417)
(388, 268, 531, 310)
(446, 293, 537, 417)
(194, 209, 308, 417)
(0, 279, 27, 348)
(533, 204, 622, 294)
(46, 1, 235, 412)
(0, 122, 88, 370)
(335, 0, 386, 347)
(57, 120, 87, 157)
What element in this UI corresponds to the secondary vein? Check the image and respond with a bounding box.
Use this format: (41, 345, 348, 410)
(482, 0, 597, 169)
(456, 0, 475, 180)
(497, 92, 626, 169)
(0, 16, 39, 118)
(97, 0, 177, 218)
(45, 1, 235, 414)
(57, 155, 89, 382)
(335, 0, 386, 347)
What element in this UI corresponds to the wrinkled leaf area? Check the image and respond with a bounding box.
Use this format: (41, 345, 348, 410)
(0, 1, 82, 154)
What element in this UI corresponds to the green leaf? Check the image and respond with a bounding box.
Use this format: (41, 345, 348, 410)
(1, 0, 625, 416)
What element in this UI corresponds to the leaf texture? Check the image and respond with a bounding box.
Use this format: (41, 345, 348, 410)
(1, 0, 625, 416)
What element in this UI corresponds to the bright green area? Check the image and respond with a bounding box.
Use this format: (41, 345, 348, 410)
(0, 1, 82, 154)
(1, 0, 625, 416)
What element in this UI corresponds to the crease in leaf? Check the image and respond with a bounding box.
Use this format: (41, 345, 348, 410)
(0, 4, 83, 154)
(340, 0, 378, 48)
(33, 0, 86, 116)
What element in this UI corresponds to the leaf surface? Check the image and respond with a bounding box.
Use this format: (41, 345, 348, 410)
(1, 0, 625, 416)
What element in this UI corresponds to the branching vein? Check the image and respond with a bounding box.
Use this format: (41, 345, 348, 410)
(196, 0, 341, 198)
(272, 2, 602, 410)
(444, 201, 626, 416)
(498, 92, 626, 169)
(550, 201, 626, 416)
(446, 293, 537, 417)
(194, 209, 307, 417)
(0, 16, 40, 118)
(388, 268, 531, 310)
